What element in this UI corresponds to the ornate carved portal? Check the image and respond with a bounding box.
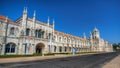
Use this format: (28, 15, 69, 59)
(36, 43, 45, 54)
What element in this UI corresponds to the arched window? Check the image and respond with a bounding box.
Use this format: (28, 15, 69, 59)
(5, 43, 16, 53)
(10, 27, 14, 35)
(59, 37, 62, 42)
(64, 37, 67, 43)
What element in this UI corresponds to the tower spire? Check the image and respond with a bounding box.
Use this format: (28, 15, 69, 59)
(83, 32, 86, 38)
(52, 18, 55, 30)
(23, 7, 25, 13)
(23, 7, 27, 14)
(47, 16, 50, 26)
(90, 31, 92, 39)
(52, 19, 55, 26)
(32, 10, 36, 29)
(25, 7, 27, 13)
(22, 7, 27, 28)
(93, 27, 100, 39)
(33, 10, 36, 17)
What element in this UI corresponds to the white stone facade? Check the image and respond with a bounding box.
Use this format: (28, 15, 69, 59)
(0, 8, 113, 55)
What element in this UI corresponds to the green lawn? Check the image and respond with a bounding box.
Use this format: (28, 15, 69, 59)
(0, 52, 98, 58)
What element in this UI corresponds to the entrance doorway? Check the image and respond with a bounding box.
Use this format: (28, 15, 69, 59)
(5, 42, 16, 53)
(36, 43, 45, 54)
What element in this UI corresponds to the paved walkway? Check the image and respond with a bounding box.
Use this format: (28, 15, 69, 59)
(102, 54, 120, 68)
(0, 54, 87, 64)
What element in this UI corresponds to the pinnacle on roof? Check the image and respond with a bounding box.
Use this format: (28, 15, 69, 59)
(33, 10, 36, 17)
(52, 18, 55, 26)
(47, 16, 50, 25)
(94, 27, 99, 32)
(23, 7, 27, 13)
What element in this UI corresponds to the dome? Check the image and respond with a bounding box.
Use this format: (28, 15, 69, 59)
(93, 27, 99, 32)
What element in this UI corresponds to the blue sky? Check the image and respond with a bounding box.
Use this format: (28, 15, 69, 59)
(0, 0, 120, 43)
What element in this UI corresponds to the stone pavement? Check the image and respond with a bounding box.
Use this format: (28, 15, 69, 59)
(102, 54, 120, 68)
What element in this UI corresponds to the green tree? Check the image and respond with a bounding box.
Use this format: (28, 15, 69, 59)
(113, 43, 117, 50)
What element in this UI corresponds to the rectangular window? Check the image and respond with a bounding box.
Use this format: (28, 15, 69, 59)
(26, 29, 30, 36)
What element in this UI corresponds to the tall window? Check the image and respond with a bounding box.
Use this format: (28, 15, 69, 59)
(59, 46, 62, 52)
(10, 27, 14, 35)
(38, 30, 42, 38)
(5, 43, 16, 53)
(41, 31, 44, 38)
(48, 33, 51, 39)
(26, 28, 30, 36)
(35, 30, 38, 37)
(65, 47, 67, 52)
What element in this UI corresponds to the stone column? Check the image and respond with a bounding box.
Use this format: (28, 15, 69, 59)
(18, 43, 22, 54)
(67, 45, 69, 52)
(7, 27, 10, 36)
(62, 46, 65, 53)
(57, 46, 59, 53)
(33, 44, 36, 54)
(71, 45, 73, 52)
(37, 31, 39, 38)
(1, 43, 5, 55)
(51, 45, 54, 53)
(16, 43, 19, 54)
(43, 31, 46, 39)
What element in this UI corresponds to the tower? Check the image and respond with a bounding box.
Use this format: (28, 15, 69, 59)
(32, 10, 36, 29)
(83, 32, 86, 38)
(52, 19, 55, 39)
(52, 19, 55, 30)
(32, 10, 36, 37)
(22, 7, 27, 28)
(92, 27, 100, 39)
(89, 31, 92, 39)
(47, 16, 50, 26)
